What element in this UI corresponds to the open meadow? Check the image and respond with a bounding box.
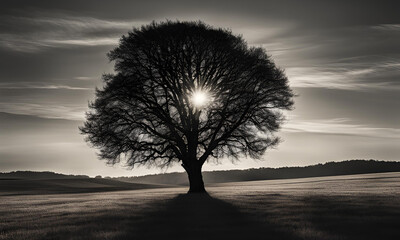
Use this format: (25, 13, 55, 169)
(1, 172, 400, 240)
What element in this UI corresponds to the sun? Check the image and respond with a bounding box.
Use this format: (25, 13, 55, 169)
(191, 90, 209, 107)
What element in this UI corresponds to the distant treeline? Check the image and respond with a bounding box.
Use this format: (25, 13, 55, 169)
(117, 160, 400, 185)
(2, 160, 400, 184)
(0, 171, 89, 179)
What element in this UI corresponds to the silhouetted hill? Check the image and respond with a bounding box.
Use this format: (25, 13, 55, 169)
(0, 177, 166, 196)
(3, 160, 400, 189)
(117, 160, 400, 185)
(0, 171, 89, 179)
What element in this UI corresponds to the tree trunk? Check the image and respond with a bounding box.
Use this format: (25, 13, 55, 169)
(184, 163, 206, 193)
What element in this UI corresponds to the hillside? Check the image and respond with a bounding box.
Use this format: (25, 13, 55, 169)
(2, 160, 400, 191)
(0, 171, 89, 179)
(0, 177, 165, 196)
(117, 160, 400, 185)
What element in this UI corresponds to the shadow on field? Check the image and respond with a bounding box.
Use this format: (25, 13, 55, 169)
(117, 193, 295, 240)
(299, 195, 400, 240)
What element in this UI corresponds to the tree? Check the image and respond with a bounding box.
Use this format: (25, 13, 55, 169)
(80, 21, 294, 193)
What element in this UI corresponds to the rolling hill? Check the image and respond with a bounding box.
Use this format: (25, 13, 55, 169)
(117, 160, 400, 185)
(2, 160, 400, 195)
(0, 177, 165, 196)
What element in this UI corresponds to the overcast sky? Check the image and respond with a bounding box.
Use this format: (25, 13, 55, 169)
(1, 0, 399, 177)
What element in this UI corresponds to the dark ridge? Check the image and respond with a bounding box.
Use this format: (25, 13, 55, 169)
(116, 160, 400, 185)
(2, 160, 399, 186)
(0, 178, 166, 196)
(0, 171, 90, 179)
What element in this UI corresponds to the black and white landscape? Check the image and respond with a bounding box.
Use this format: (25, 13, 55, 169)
(1, 1, 400, 239)
(1, 168, 400, 239)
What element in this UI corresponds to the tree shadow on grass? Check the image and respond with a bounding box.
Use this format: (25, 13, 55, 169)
(299, 195, 400, 240)
(117, 193, 296, 240)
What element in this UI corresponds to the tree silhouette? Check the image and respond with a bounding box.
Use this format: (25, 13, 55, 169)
(80, 21, 294, 193)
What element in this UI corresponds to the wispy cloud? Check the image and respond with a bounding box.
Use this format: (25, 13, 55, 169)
(371, 24, 400, 31)
(0, 34, 52, 53)
(74, 76, 94, 81)
(0, 82, 91, 90)
(29, 16, 138, 30)
(0, 102, 86, 120)
(286, 59, 400, 90)
(0, 15, 144, 52)
(284, 118, 400, 139)
(251, 23, 400, 91)
(43, 38, 118, 46)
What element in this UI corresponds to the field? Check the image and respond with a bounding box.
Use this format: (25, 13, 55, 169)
(1, 172, 400, 240)
(0, 178, 165, 196)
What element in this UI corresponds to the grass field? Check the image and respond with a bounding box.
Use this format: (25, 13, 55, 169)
(1, 172, 400, 240)
(0, 178, 165, 196)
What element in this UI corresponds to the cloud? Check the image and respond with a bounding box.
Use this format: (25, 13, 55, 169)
(246, 23, 400, 91)
(284, 118, 400, 139)
(74, 76, 94, 81)
(0, 34, 52, 53)
(0, 15, 144, 52)
(371, 24, 400, 31)
(0, 82, 91, 90)
(29, 16, 138, 31)
(0, 102, 87, 120)
(43, 38, 118, 47)
(286, 66, 394, 90)
(285, 58, 400, 90)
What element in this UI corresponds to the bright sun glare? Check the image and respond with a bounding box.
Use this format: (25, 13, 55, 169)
(191, 90, 209, 107)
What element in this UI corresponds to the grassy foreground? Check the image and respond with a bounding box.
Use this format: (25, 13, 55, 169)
(1, 172, 400, 240)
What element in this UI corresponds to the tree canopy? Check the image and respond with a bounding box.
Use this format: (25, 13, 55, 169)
(80, 21, 294, 192)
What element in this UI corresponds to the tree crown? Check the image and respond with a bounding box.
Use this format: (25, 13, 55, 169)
(80, 21, 294, 169)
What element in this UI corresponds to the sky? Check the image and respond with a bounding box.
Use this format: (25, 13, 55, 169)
(1, 0, 400, 177)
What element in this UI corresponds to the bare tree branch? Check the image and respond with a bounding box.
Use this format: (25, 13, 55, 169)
(80, 21, 294, 192)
